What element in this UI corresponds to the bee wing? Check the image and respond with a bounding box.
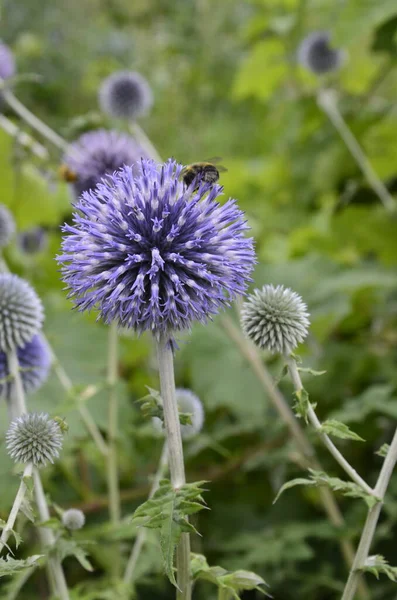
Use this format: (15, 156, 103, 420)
(217, 166, 228, 173)
(205, 156, 223, 163)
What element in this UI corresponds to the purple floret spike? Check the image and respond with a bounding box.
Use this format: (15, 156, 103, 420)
(58, 159, 256, 336)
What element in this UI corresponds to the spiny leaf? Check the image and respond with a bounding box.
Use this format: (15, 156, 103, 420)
(376, 444, 390, 458)
(293, 388, 313, 423)
(191, 553, 270, 598)
(274, 470, 379, 508)
(0, 555, 43, 578)
(320, 420, 365, 442)
(132, 480, 208, 587)
(56, 539, 93, 572)
(360, 555, 397, 582)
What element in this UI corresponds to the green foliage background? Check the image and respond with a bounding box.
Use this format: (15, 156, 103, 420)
(1, 0, 397, 598)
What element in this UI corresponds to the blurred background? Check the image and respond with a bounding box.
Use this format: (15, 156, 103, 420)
(1, 0, 397, 598)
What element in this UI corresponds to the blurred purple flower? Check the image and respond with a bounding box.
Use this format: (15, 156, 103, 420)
(18, 226, 48, 254)
(297, 31, 345, 75)
(58, 159, 255, 335)
(64, 129, 149, 197)
(99, 71, 153, 120)
(0, 41, 15, 80)
(0, 334, 51, 400)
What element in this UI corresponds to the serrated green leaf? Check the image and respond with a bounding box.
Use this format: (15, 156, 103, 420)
(191, 553, 270, 598)
(360, 555, 397, 582)
(274, 470, 379, 508)
(293, 388, 312, 423)
(56, 539, 93, 572)
(376, 444, 390, 458)
(132, 480, 208, 587)
(0, 555, 43, 578)
(320, 420, 365, 442)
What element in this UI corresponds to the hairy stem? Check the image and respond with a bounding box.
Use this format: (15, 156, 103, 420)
(317, 88, 395, 212)
(285, 355, 374, 496)
(6, 347, 70, 599)
(52, 358, 108, 456)
(129, 122, 162, 162)
(156, 333, 191, 600)
(0, 114, 49, 159)
(124, 442, 169, 585)
(341, 427, 397, 600)
(0, 462, 33, 553)
(107, 322, 120, 523)
(0, 83, 68, 152)
(221, 315, 370, 599)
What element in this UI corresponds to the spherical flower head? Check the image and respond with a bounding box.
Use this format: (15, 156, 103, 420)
(6, 412, 63, 467)
(0, 274, 44, 352)
(58, 159, 255, 335)
(0, 334, 51, 400)
(0, 41, 16, 80)
(62, 508, 85, 530)
(0, 204, 15, 248)
(18, 226, 48, 255)
(153, 388, 204, 439)
(241, 284, 310, 355)
(64, 129, 149, 198)
(297, 31, 345, 75)
(99, 71, 153, 120)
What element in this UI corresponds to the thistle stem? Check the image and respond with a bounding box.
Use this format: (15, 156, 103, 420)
(218, 589, 231, 600)
(341, 427, 397, 600)
(129, 122, 162, 162)
(156, 333, 191, 600)
(51, 357, 108, 456)
(0, 462, 33, 553)
(0, 84, 68, 152)
(285, 355, 374, 496)
(6, 347, 70, 599)
(221, 315, 370, 599)
(107, 322, 120, 523)
(317, 88, 395, 212)
(0, 114, 49, 160)
(123, 442, 169, 585)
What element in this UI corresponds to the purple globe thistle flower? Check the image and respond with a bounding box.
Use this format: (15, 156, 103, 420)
(63, 129, 149, 198)
(18, 226, 48, 255)
(0, 334, 51, 401)
(0, 41, 16, 81)
(58, 159, 255, 335)
(297, 31, 345, 75)
(99, 71, 153, 120)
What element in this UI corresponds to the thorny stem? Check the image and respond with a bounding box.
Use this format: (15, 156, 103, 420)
(0, 114, 49, 159)
(6, 347, 70, 599)
(156, 333, 191, 600)
(285, 355, 374, 496)
(341, 427, 397, 600)
(123, 442, 169, 585)
(317, 88, 395, 212)
(0, 462, 33, 553)
(221, 315, 370, 599)
(129, 122, 163, 162)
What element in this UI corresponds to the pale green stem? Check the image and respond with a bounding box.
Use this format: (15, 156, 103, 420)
(107, 322, 120, 524)
(220, 315, 370, 599)
(341, 427, 397, 600)
(218, 588, 231, 600)
(129, 122, 163, 162)
(33, 469, 70, 600)
(0, 113, 49, 159)
(156, 333, 191, 600)
(0, 83, 68, 152)
(51, 357, 108, 456)
(6, 347, 70, 599)
(285, 355, 374, 496)
(123, 442, 169, 585)
(317, 88, 395, 212)
(0, 462, 33, 553)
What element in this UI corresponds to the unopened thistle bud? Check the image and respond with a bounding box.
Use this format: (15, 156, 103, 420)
(241, 284, 310, 355)
(297, 31, 345, 75)
(62, 508, 85, 530)
(0, 204, 15, 248)
(99, 71, 153, 120)
(153, 388, 204, 439)
(6, 412, 63, 466)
